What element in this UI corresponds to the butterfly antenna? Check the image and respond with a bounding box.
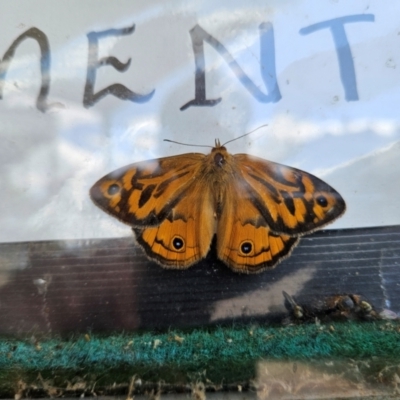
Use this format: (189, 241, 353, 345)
(163, 139, 213, 148)
(221, 124, 268, 147)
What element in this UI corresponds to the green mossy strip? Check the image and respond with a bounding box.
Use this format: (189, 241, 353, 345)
(0, 321, 399, 396)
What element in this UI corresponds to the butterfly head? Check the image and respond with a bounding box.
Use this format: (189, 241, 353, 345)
(210, 142, 229, 168)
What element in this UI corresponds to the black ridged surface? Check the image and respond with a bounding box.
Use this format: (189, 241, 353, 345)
(0, 225, 399, 335)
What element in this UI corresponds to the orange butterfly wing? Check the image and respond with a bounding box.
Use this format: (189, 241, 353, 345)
(90, 154, 215, 268)
(216, 153, 345, 273)
(90, 154, 204, 225)
(216, 177, 300, 273)
(233, 154, 346, 235)
(133, 176, 215, 268)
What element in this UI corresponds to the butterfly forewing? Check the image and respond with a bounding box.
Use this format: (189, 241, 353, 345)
(90, 153, 205, 226)
(234, 154, 346, 235)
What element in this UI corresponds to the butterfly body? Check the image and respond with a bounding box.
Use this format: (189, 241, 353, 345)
(90, 140, 345, 273)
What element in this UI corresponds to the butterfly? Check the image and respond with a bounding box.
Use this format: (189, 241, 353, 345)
(90, 139, 346, 273)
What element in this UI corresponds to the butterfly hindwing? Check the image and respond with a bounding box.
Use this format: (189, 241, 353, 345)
(217, 178, 300, 273)
(234, 154, 346, 235)
(133, 177, 216, 268)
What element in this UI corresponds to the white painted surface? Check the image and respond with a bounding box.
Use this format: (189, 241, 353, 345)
(0, 0, 399, 242)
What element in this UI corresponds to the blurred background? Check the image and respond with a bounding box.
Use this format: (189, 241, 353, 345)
(0, 0, 399, 244)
